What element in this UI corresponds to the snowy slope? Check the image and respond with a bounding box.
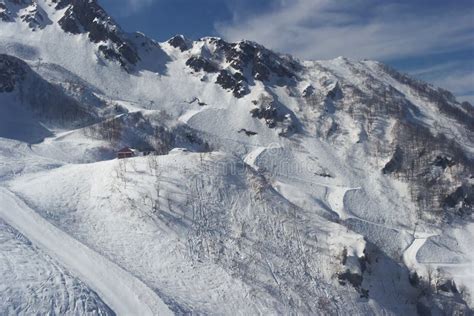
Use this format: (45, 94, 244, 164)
(5, 154, 413, 314)
(0, 0, 473, 314)
(0, 187, 173, 315)
(0, 218, 113, 315)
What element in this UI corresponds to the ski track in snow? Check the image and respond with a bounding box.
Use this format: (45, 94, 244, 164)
(402, 232, 439, 276)
(0, 187, 173, 316)
(325, 181, 445, 280)
(326, 187, 360, 221)
(243, 146, 268, 171)
(245, 145, 454, 284)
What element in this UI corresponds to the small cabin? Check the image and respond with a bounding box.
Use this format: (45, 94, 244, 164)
(117, 147, 136, 159)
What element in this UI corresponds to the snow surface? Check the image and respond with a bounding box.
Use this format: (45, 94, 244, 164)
(0, 187, 172, 316)
(0, 0, 472, 314)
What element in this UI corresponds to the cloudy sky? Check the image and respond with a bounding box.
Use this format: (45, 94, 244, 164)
(100, 0, 474, 103)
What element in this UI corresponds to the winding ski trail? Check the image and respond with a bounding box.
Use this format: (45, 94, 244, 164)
(402, 232, 439, 275)
(0, 187, 173, 316)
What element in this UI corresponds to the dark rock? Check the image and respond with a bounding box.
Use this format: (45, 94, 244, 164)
(216, 70, 236, 90)
(238, 129, 258, 136)
(409, 272, 420, 287)
(382, 146, 404, 174)
(303, 85, 315, 98)
(186, 97, 207, 106)
(19, 2, 52, 30)
(338, 270, 363, 289)
(58, 0, 139, 67)
(0, 2, 11, 21)
(444, 184, 473, 216)
(98, 45, 122, 65)
(168, 35, 189, 51)
(252, 61, 270, 81)
(360, 288, 369, 299)
(216, 70, 249, 98)
(438, 280, 458, 293)
(231, 41, 296, 82)
(316, 172, 333, 178)
(327, 82, 343, 100)
(250, 105, 277, 121)
(186, 57, 219, 73)
(433, 156, 455, 169)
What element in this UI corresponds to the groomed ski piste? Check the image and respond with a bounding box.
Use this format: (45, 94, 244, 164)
(0, 187, 173, 316)
(0, 135, 470, 314)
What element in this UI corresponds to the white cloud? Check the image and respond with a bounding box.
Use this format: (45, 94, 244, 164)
(104, 0, 155, 15)
(416, 67, 474, 104)
(216, 0, 474, 61)
(125, 0, 154, 12)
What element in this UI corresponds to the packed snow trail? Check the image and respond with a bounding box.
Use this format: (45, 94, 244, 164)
(326, 187, 360, 221)
(0, 187, 173, 316)
(403, 232, 439, 276)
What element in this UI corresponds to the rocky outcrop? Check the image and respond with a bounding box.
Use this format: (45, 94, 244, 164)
(0, 0, 51, 29)
(184, 38, 300, 98)
(168, 35, 190, 51)
(20, 2, 51, 30)
(219, 40, 299, 82)
(444, 183, 474, 217)
(58, 0, 139, 68)
(186, 56, 219, 73)
(216, 70, 248, 98)
(250, 95, 296, 136)
(0, 2, 11, 21)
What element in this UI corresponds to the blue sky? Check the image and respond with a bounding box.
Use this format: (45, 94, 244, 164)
(100, 0, 474, 103)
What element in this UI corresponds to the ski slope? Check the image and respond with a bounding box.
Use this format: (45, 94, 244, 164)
(0, 187, 173, 316)
(0, 0, 472, 313)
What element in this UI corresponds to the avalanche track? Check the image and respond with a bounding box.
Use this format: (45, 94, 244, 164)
(0, 187, 173, 316)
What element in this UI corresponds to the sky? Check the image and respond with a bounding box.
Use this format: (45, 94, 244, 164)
(99, 0, 474, 103)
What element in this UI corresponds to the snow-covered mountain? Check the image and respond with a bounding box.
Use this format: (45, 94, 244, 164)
(0, 0, 473, 314)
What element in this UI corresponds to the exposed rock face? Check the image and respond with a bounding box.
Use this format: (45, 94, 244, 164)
(218, 40, 298, 82)
(302, 85, 315, 98)
(168, 35, 189, 51)
(216, 70, 248, 98)
(382, 146, 404, 174)
(0, 2, 11, 21)
(183, 37, 300, 98)
(20, 1, 51, 30)
(0, 0, 51, 29)
(58, 0, 139, 67)
(186, 56, 218, 73)
(444, 184, 474, 217)
(250, 94, 296, 136)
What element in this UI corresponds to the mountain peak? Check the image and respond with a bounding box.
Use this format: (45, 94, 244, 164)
(167, 34, 191, 51)
(56, 0, 139, 67)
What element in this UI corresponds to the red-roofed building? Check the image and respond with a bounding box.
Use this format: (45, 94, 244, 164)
(117, 147, 136, 159)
